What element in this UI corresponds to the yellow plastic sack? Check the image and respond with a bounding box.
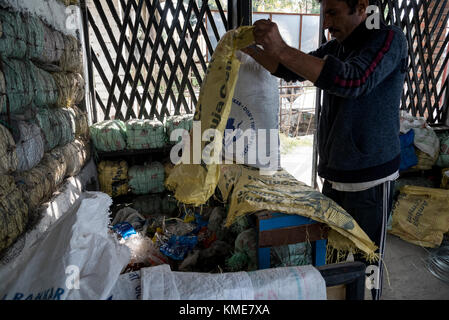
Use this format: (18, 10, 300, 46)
(389, 185, 449, 248)
(98, 160, 128, 197)
(217, 165, 379, 261)
(165, 26, 255, 207)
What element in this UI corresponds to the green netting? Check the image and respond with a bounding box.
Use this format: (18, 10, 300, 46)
(24, 14, 64, 64)
(0, 59, 34, 114)
(34, 107, 75, 151)
(0, 175, 28, 252)
(128, 162, 165, 195)
(164, 114, 194, 144)
(29, 61, 58, 107)
(126, 119, 166, 150)
(34, 107, 61, 151)
(89, 120, 127, 152)
(0, 9, 27, 59)
(12, 120, 45, 172)
(54, 107, 76, 147)
(60, 35, 83, 73)
(52, 72, 85, 108)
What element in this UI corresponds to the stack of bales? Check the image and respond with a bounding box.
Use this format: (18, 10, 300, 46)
(0, 8, 89, 253)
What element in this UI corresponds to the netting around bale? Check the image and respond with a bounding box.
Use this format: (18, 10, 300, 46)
(90, 120, 127, 152)
(11, 120, 45, 172)
(55, 108, 75, 147)
(14, 165, 52, 212)
(34, 107, 62, 151)
(165, 114, 194, 144)
(126, 119, 166, 150)
(128, 162, 165, 195)
(29, 61, 58, 107)
(71, 106, 89, 139)
(0, 175, 28, 253)
(40, 147, 67, 192)
(24, 14, 64, 64)
(0, 59, 34, 114)
(59, 35, 83, 74)
(0, 122, 18, 175)
(98, 160, 129, 197)
(0, 10, 27, 59)
(52, 72, 85, 108)
(56, 0, 79, 5)
(61, 139, 90, 177)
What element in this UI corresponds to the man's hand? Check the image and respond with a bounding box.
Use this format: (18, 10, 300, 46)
(240, 45, 279, 74)
(253, 19, 288, 57)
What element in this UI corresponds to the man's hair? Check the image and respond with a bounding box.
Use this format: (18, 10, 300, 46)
(316, 0, 377, 14)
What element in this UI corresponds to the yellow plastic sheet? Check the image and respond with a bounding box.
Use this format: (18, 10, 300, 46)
(217, 164, 379, 261)
(165, 26, 255, 206)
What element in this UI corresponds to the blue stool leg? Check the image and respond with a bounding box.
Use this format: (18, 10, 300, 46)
(314, 239, 327, 266)
(258, 247, 271, 269)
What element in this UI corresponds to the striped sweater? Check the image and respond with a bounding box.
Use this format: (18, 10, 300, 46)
(273, 21, 408, 183)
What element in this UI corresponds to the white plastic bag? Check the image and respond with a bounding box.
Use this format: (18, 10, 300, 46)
(141, 264, 326, 300)
(400, 111, 440, 158)
(223, 53, 280, 171)
(107, 271, 141, 300)
(0, 192, 131, 300)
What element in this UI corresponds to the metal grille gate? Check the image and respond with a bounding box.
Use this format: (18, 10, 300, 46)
(82, 0, 229, 122)
(376, 0, 449, 124)
(82, 0, 449, 125)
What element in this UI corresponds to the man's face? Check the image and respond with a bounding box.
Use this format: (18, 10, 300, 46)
(322, 0, 367, 42)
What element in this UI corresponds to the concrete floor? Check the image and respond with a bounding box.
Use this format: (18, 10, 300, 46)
(281, 142, 449, 300)
(380, 234, 449, 300)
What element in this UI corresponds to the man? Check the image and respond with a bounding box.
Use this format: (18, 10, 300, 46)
(243, 0, 408, 300)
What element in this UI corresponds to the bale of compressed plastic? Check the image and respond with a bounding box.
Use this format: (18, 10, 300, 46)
(14, 165, 51, 212)
(61, 139, 91, 177)
(29, 61, 58, 107)
(55, 107, 76, 147)
(59, 35, 83, 73)
(97, 160, 129, 197)
(165, 114, 194, 144)
(90, 120, 127, 152)
(0, 175, 28, 252)
(0, 59, 34, 114)
(24, 14, 65, 64)
(52, 72, 85, 108)
(40, 147, 67, 192)
(11, 120, 45, 172)
(131, 194, 163, 216)
(0, 122, 18, 175)
(0, 10, 27, 59)
(34, 107, 61, 151)
(128, 162, 165, 195)
(71, 106, 89, 139)
(126, 119, 166, 150)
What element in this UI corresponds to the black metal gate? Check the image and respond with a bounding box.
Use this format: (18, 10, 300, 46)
(81, 0, 449, 125)
(81, 0, 232, 122)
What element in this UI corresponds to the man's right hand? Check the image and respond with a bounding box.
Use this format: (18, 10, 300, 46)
(240, 44, 279, 74)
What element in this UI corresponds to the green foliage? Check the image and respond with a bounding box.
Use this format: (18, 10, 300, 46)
(253, 0, 320, 13)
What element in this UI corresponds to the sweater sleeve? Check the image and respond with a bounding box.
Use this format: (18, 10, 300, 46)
(314, 28, 407, 98)
(271, 40, 335, 82)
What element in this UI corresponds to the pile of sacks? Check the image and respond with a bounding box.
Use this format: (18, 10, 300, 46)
(89, 115, 194, 152)
(0, 7, 88, 255)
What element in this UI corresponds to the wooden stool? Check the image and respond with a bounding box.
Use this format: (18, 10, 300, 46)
(255, 211, 329, 269)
